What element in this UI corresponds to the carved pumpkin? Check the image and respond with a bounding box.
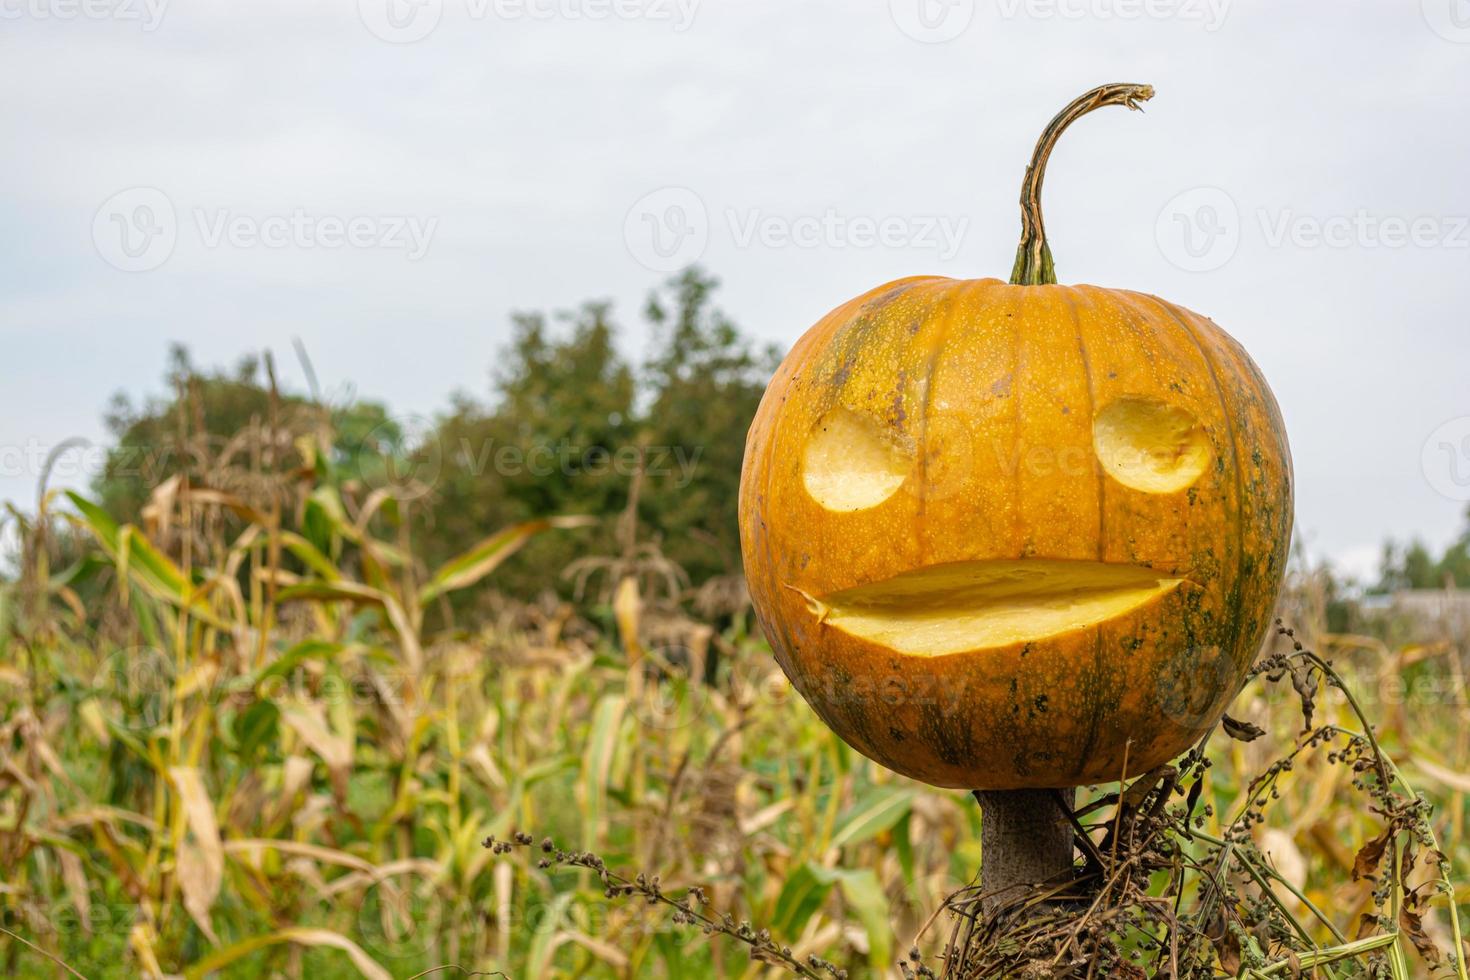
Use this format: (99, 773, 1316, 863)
(738, 85, 1293, 790)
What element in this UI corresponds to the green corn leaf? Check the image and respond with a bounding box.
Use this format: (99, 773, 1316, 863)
(831, 867, 892, 971)
(580, 694, 626, 851)
(828, 785, 916, 851)
(418, 516, 595, 608)
(771, 862, 835, 941)
(525, 893, 574, 978)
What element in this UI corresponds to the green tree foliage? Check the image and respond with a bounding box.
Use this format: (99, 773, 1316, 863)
(95, 345, 396, 521)
(1376, 506, 1470, 591)
(417, 268, 777, 596)
(90, 270, 778, 602)
(639, 269, 779, 583)
(414, 301, 640, 597)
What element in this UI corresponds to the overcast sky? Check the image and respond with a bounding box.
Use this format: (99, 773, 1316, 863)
(2, 0, 1468, 581)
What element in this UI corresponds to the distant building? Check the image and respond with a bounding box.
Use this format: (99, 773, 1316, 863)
(1362, 588, 1470, 637)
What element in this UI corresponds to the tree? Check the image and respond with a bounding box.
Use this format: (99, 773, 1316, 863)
(414, 303, 639, 598)
(1376, 506, 1470, 591)
(95, 345, 395, 520)
(414, 268, 778, 598)
(639, 269, 780, 584)
(91, 269, 780, 605)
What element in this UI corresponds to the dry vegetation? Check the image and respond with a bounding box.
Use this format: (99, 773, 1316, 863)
(3, 406, 1470, 978)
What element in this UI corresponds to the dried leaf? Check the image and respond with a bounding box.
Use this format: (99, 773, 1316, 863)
(1352, 828, 1392, 881)
(1409, 752, 1470, 793)
(57, 849, 92, 936)
(1402, 906, 1445, 966)
(279, 700, 352, 799)
(564, 931, 631, 968)
(1207, 908, 1241, 973)
(1222, 715, 1266, 742)
(170, 766, 223, 944)
(1290, 662, 1318, 731)
(1121, 765, 1176, 809)
(613, 575, 643, 666)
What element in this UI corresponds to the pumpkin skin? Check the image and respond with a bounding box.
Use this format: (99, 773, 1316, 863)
(738, 276, 1293, 790)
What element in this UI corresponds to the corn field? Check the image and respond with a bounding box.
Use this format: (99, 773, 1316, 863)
(3, 410, 1470, 978)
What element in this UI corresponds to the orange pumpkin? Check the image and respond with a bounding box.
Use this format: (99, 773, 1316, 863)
(738, 85, 1292, 790)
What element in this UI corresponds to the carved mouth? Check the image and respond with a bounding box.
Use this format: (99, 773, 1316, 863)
(796, 559, 1187, 657)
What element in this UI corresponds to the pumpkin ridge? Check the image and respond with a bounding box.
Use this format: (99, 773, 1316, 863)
(1054, 288, 1101, 561)
(1132, 292, 1249, 669)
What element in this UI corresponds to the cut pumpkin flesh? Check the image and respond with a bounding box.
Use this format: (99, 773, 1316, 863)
(799, 560, 1186, 656)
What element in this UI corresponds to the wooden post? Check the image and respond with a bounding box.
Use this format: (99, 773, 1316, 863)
(974, 789, 1076, 912)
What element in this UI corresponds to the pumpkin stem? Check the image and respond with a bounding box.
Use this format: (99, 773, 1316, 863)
(975, 788, 1078, 913)
(1010, 83, 1155, 287)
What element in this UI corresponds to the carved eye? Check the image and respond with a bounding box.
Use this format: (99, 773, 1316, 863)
(802, 407, 912, 512)
(1092, 397, 1211, 494)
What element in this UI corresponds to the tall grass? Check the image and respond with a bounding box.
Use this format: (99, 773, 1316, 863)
(1, 409, 1469, 977)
